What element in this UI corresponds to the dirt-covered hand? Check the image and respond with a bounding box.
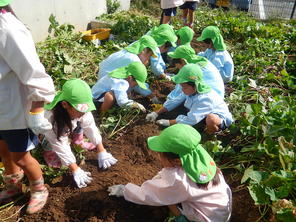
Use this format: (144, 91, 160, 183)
(156, 119, 170, 127)
(108, 184, 125, 197)
(97, 151, 118, 169)
(146, 112, 158, 122)
(128, 102, 146, 112)
(73, 167, 93, 188)
(27, 111, 52, 135)
(163, 74, 172, 81)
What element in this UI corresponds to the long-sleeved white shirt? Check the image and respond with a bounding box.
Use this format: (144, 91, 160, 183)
(0, 12, 55, 130)
(44, 111, 102, 166)
(124, 167, 232, 222)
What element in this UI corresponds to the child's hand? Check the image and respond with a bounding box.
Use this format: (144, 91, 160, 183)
(156, 119, 170, 127)
(128, 102, 146, 113)
(27, 110, 52, 135)
(146, 112, 158, 122)
(97, 151, 118, 169)
(73, 167, 93, 188)
(108, 184, 125, 197)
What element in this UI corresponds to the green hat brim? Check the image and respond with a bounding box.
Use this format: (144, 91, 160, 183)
(45, 91, 96, 113)
(136, 80, 148, 90)
(0, 0, 12, 7)
(197, 36, 206, 42)
(44, 91, 63, 110)
(147, 136, 166, 152)
(167, 51, 179, 59)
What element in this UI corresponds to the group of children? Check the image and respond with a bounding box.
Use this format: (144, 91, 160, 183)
(0, 0, 234, 221)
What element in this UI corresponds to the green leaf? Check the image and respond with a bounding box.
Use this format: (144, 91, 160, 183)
(241, 165, 254, 183)
(265, 187, 278, 201)
(248, 184, 270, 205)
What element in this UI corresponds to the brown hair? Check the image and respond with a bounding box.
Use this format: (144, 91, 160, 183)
(162, 152, 221, 189)
(52, 102, 73, 140)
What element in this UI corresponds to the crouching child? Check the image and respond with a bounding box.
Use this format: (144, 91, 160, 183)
(108, 124, 232, 222)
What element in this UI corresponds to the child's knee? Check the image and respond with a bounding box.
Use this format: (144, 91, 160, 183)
(104, 91, 115, 102)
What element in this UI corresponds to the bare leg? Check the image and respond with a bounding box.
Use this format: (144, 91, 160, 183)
(182, 9, 189, 25)
(11, 151, 43, 181)
(162, 15, 171, 24)
(188, 9, 195, 27)
(205, 113, 222, 134)
(168, 204, 181, 216)
(0, 140, 21, 175)
(100, 91, 115, 112)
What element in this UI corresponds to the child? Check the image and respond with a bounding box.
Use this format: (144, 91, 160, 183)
(160, 0, 185, 24)
(146, 64, 233, 134)
(168, 45, 225, 99)
(97, 35, 158, 80)
(108, 124, 232, 222)
(179, 0, 200, 28)
(148, 24, 177, 80)
(92, 62, 148, 113)
(175, 26, 195, 47)
(197, 26, 234, 83)
(0, 1, 55, 214)
(43, 79, 117, 188)
(163, 26, 194, 64)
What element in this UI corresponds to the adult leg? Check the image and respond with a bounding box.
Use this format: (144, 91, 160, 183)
(205, 113, 222, 134)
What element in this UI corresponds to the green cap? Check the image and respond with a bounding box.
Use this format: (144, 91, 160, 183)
(176, 26, 194, 46)
(168, 45, 208, 68)
(45, 79, 96, 112)
(150, 24, 177, 47)
(148, 124, 217, 184)
(197, 26, 226, 51)
(109, 62, 148, 89)
(172, 63, 211, 93)
(125, 35, 158, 57)
(0, 0, 11, 6)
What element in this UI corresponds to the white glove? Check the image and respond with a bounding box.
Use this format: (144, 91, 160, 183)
(98, 151, 118, 169)
(146, 112, 158, 122)
(73, 167, 93, 188)
(156, 119, 170, 127)
(127, 102, 146, 112)
(107, 184, 125, 197)
(27, 111, 52, 135)
(163, 74, 172, 81)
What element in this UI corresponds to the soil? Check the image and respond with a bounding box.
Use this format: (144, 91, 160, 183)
(0, 80, 263, 222)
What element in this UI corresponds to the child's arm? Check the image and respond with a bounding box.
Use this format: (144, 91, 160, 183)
(175, 94, 213, 125)
(112, 81, 134, 107)
(150, 50, 167, 77)
(123, 168, 189, 206)
(81, 112, 117, 169)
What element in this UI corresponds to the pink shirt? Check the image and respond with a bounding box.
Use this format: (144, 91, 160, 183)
(124, 167, 232, 222)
